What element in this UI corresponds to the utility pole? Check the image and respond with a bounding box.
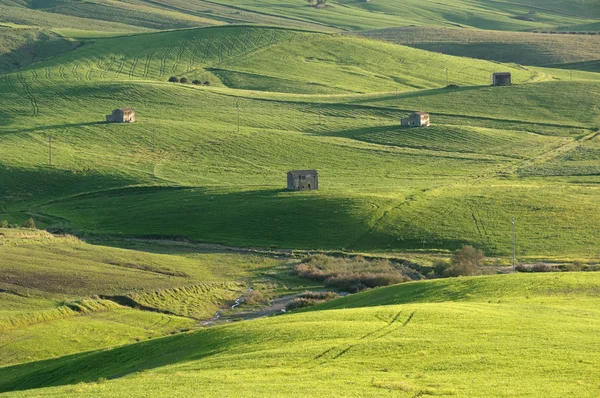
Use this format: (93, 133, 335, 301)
(446, 68, 449, 86)
(48, 135, 53, 166)
(318, 104, 322, 125)
(512, 217, 516, 272)
(236, 101, 240, 132)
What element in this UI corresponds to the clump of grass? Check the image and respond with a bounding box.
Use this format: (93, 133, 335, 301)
(294, 255, 411, 292)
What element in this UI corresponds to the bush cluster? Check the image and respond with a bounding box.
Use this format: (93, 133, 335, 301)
(294, 255, 410, 292)
(169, 76, 211, 85)
(285, 291, 339, 311)
(0, 218, 36, 229)
(433, 246, 484, 277)
(516, 263, 557, 273)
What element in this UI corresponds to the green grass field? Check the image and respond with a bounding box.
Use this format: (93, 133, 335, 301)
(1, 1, 599, 396)
(1, 272, 599, 397)
(0, 26, 599, 258)
(357, 26, 600, 72)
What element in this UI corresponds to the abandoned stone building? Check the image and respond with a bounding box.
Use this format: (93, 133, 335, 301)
(287, 170, 318, 191)
(106, 108, 136, 123)
(492, 72, 512, 86)
(401, 112, 430, 127)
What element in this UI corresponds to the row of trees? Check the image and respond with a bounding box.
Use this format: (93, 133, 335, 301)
(168, 76, 211, 85)
(1, 218, 36, 229)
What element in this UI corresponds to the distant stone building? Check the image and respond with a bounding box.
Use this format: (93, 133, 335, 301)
(106, 108, 136, 123)
(287, 170, 318, 191)
(492, 72, 512, 86)
(401, 112, 430, 127)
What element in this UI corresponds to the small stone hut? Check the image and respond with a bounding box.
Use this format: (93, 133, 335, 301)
(287, 170, 318, 191)
(106, 108, 136, 123)
(492, 72, 512, 86)
(401, 112, 430, 127)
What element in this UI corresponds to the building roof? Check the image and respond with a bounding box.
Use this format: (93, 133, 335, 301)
(288, 170, 318, 176)
(115, 108, 135, 113)
(493, 72, 512, 76)
(412, 111, 429, 116)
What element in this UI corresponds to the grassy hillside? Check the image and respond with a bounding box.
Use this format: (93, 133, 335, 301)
(0, 25, 599, 257)
(0, 228, 307, 365)
(1, 273, 599, 397)
(206, 0, 600, 31)
(0, 27, 78, 74)
(357, 27, 600, 72)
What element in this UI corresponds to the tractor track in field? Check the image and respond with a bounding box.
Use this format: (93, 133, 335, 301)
(129, 56, 140, 79)
(305, 310, 414, 368)
(16, 72, 39, 117)
(202, 35, 214, 64)
(143, 51, 155, 78)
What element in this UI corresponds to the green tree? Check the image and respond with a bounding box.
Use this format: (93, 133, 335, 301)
(22, 217, 36, 229)
(0, 220, 8, 228)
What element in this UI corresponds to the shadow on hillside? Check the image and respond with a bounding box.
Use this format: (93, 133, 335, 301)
(345, 85, 489, 105)
(1, 121, 106, 135)
(0, 327, 235, 393)
(41, 186, 379, 253)
(0, 164, 140, 212)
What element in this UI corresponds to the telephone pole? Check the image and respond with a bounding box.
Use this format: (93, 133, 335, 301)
(446, 68, 449, 86)
(236, 101, 240, 132)
(48, 135, 53, 166)
(512, 217, 516, 272)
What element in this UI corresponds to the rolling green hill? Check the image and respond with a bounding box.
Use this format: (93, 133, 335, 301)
(1, 272, 599, 397)
(357, 27, 600, 72)
(0, 228, 305, 365)
(0, 26, 599, 258)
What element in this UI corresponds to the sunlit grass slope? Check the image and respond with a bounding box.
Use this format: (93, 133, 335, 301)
(12, 26, 578, 94)
(0, 228, 287, 365)
(358, 27, 600, 72)
(205, 0, 600, 31)
(1, 273, 599, 397)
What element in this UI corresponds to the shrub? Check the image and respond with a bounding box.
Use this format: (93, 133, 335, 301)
(0, 220, 8, 228)
(22, 217, 36, 229)
(515, 264, 530, 273)
(168, 76, 179, 83)
(192, 79, 201, 85)
(325, 272, 408, 292)
(298, 291, 338, 300)
(293, 255, 413, 292)
(285, 291, 339, 311)
(531, 263, 554, 272)
(443, 246, 483, 277)
(285, 298, 318, 311)
(179, 77, 189, 84)
(562, 262, 584, 272)
(203, 81, 211, 86)
(244, 289, 267, 305)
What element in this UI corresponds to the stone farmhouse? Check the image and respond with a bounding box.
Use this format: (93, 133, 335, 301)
(287, 170, 318, 191)
(492, 72, 512, 86)
(106, 108, 136, 123)
(401, 112, 430, 127)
